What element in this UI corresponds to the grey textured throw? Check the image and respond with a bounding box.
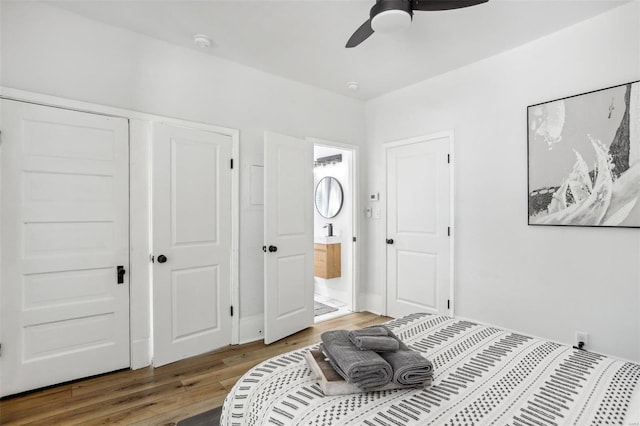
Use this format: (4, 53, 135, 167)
(320, 330, 392, 390)
(380, 328, 433, 386)
(348, 327, 400, 352)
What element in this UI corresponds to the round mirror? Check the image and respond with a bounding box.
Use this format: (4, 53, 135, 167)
(315, 177, 344, 218)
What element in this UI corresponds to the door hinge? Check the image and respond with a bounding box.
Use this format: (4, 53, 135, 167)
(0, 342, 2, 357)
(150, 254, 155, 263)
(230, 158, 234, 169)
(447, 300, 451, 310)
(230, 306, 234, 317)
(447, 154, 450, 164)
(447, 226, 451, 237)
(352, 236, 357, 242)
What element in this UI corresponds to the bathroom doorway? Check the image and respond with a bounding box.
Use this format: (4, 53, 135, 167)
(312, 143, 356, 322)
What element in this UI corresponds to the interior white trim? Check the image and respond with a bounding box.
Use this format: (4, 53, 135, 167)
(239, 313, 264, 344)
(131, 338, 152, 370)
(383, 131, 455, 316)
(448, 132, 456, 317)
(307, 137, 361, 312)
(231, 125, 240, 344)
(0, 86, 241, 367)
(129, 119, 153, 369)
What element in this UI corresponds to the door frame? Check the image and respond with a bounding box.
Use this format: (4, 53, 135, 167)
(0, 87, 241, 370)
(307, 138, 360, 312)
(383, 131, 455, 316)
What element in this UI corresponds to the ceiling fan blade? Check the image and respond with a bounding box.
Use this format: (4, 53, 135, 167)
(346, 19, 374, 48)
(412, 0, 488, 11)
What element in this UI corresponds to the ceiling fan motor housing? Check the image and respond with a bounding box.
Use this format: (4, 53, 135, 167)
(370, 0, 413, 33)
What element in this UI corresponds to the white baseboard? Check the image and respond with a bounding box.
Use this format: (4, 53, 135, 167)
(239, 313, 264, 344)
(363, 293, 385, 316)
(131, 338, 151, 370)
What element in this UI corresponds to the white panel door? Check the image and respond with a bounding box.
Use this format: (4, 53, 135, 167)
(0, 100, 130, 397)
(386, 136, 451, 318)
(264, 131, 314, 344)
(152, 123, 232, 367)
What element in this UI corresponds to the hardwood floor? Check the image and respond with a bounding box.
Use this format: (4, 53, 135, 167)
(0, 312, 390, 425)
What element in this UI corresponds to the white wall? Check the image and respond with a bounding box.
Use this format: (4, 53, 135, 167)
(0, 1, 365, 350)
(364, 2, 640, 361)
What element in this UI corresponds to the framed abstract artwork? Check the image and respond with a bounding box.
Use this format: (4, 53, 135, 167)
(527, 80, 640, 227)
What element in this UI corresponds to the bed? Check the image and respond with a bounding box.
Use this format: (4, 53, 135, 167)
(221, 313, 640, 425)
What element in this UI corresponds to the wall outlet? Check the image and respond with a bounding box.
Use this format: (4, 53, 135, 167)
(576, 331, 589, 348)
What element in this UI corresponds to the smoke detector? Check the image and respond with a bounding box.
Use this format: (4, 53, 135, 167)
(193, 34, 212, 49)
(347, 82, 360, 91)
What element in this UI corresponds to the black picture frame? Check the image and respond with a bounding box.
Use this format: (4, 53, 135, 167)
(527, 79, 640, 228)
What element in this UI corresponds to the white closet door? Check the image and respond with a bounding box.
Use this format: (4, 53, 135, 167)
(0, 100, 130, 397)
(386, 136, 451, 318)
(152, 123, 233, 367)
(263, 131, 314, 344)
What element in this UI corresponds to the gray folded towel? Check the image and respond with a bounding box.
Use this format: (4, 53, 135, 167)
(380, 328, 433, 387)
(347, 326, 400, 352)
(349, 326, 389, 337)
(349, 335, 400, 352)
(320, 330, 393, 390)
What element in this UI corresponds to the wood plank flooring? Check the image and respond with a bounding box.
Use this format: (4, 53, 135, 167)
(0, 311, 390, 425)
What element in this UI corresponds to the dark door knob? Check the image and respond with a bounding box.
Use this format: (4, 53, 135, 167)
(386, 239, 394, 245)
(157, 254, 168, 263)
(268, 245, 278, 252)
(117, 265, 126, 284)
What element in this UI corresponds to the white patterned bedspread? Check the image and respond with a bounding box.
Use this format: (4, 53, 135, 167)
(221, 314, 640, 425)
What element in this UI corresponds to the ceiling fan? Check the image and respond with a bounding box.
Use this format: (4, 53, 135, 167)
(346, 0, 488, 48)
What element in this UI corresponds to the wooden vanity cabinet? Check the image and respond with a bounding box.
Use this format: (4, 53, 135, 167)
(314, 243, 341, 279)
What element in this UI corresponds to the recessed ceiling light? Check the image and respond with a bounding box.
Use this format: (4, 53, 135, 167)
(193, 34, 212, 49)
(347, 82, 360, 91)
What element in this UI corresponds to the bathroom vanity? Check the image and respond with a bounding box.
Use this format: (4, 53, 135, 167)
(314, 236, 341, 279)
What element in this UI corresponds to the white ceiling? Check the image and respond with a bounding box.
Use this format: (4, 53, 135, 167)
(48, 0, 629, 100)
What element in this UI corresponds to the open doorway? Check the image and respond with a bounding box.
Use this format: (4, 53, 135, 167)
(313, 144, 355, 322)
